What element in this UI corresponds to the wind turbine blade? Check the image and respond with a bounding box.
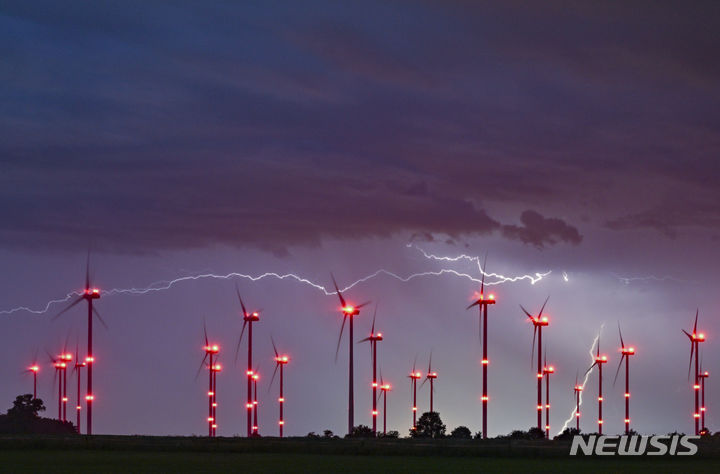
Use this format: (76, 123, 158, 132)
(538, 296, 550, 318)
(618, 322, 625, 349)
(195, 353, 209, 381)
(235, 284, 248, 318)
(271, 335, 279, 358)
(693, 309, 699, 334)
(331, 273, 347, 308)
(235, 321, 247, 365)
(519, 304, 533, 320)
(335, 315, 347, 363)
(688, 340, 694, 381)
(85, 249, 91, 289)
(584, 361, 598, 377)
(63, 330, 71, 354)
(466, 301, 480, 310)
(357, 337, 372, 343)
(613, 355, 625, 387)
(92, 306, 108, 330)
(371, 304, 377, 335)
(480, 252, 488, 295)
(412, 354, 417, 373)
(203, 319, 209, 347)
(52, 297, 83, 321)
(530, 326, 537, 370)
(73, 341, 80, 374)
(428, 352, 432, 374)
(268, 363, 280, 394)
(419, 377, 427, 389)
(356, 301, 371, 310)
(239, 320, 248, 344)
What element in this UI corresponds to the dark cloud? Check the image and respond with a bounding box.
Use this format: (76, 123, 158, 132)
(0, 0, 719, 252)
(501, 210, 583, 248)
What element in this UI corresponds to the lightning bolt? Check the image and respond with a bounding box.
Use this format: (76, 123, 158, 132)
(558, 324, 604, 435)
(407, 244, 550, 285)
(0, 245, 551, 316)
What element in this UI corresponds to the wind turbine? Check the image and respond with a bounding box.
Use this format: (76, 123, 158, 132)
(378, 371, 391, 435)
(613, 324, 636, 434)
(53, 253, 106, 435)
(72, 343, 86, 433)
(198, 323, 219, 438)
(408, 357, 422, 431)
(48, 351, 67, 421)
(59, 352, 72, 422)
(269, 337, 290, 437)
(573, 372, 583, 431)
(585, 338, 608, 434)
(682, 310, 705, 435)
(235, 286, 261, 437)
(420, 354, 438, 413)
(331, 274, 370, 435)
(542, 350, 555, 439)
(359, 304, 383, 434)
(465, 255, 496, 439)
(520, 296, 550, 432)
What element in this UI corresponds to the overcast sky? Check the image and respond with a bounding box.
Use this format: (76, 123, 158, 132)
(1, 0, 719, 437)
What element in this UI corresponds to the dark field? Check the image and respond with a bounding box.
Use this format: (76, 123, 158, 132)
(1, 436, 720, 473)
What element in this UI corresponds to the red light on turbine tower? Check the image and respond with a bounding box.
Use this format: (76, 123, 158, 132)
(30, 365, 39, 373)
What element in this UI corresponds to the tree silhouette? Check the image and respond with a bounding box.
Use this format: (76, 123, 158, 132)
(0, 394, 74, 435)
(346, 425, 374, 438)
(450, 425, 472, 439)
(554, 427, 580, 441)
(7, 394, 45, 420)
(410, 412, 446, 438)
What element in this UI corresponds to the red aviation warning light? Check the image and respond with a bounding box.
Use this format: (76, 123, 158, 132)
(270, 336, 290, 438)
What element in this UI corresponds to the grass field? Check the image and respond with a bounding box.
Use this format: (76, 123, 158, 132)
(2, 450, 720, 473)
(1, 436, 719, 473)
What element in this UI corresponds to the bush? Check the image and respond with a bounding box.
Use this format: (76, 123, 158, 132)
(410, 412, 446, 439)
(0, 394, 76, 435)
(378, 430, 399, 439)
(450, 426, 472, 439)
(507, 427, 545, 440)
(346, 425, 374, 438)
(554, 427, 580, 441)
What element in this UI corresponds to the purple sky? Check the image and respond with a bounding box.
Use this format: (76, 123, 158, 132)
(1, 0, 719, 437)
